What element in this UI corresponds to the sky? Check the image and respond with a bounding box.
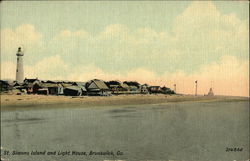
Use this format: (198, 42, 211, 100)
(1, 1, 249, 96)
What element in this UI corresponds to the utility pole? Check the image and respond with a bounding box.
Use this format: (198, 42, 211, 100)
(195, 80, 198, 96)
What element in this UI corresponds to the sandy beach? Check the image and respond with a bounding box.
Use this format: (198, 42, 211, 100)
(1, 94, 248, 110)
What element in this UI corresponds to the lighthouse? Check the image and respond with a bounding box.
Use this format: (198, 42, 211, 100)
(16, 47, 24, 82)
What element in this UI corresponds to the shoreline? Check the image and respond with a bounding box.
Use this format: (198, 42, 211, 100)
(1, 94, 248, 110)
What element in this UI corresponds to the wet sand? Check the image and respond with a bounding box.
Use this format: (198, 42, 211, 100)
(2, 101, 249, 161)
(1, 94, 248, 110)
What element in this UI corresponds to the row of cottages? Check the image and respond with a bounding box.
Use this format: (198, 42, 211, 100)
(105, 81, 147, 95)
(105, 81, 129, 94)
(63, 80, 110, 96)
(106, 82, 174, 95)
(148, 86, 174, 94)
(1, 78, 175, 96)
(21, 78, 68, 95)
(18, 78, 111, 96)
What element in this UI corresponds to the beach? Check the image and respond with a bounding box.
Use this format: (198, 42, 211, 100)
(1, 97, 249, 161)
(1, 94, 248, 109)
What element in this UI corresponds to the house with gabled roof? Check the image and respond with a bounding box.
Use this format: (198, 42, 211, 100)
(40, 83, 64, 95)
(72, 82, 87, 95)
(24, 78, 40, 84)
(86, 79, 111, 96)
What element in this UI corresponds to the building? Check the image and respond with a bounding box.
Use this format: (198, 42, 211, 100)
(149, 86, 162, 94)
(72, 82, 87, 95)
(23, 78, 40, 84)
(105, 81, 121, 94)
(86, 79, 111, 96)
(207, 88, 214, 96)
(123, 81, 140, 94)
(37, 88, 49, 95)
(40, 83, 64, 95)
(140, 84, 149, 94)
(64, 86, 83, 96)
(128, 85, 140, 94)
(23, 78, 41, 94)
(0, 80, 11, 92)
(26, 83, 41, 94)
(161, 86, 174, 94)
(16, 47, 24, 83)
(120, 83, 130, 93)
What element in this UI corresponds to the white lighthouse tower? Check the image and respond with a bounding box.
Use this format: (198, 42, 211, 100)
(16, 47, 24, 82)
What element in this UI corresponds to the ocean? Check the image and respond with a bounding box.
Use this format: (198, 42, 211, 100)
(1, 101, 249, 161)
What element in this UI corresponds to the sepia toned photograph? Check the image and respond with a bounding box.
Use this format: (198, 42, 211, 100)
(0, 1, 249, 161)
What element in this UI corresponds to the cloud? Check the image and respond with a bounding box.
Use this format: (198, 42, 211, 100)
(100, 24, 129, 39)
(43, 1, 248, 74)
(172, 1, 248, 61)
(1, 54, 248, 96)
(161, 56, 249, 97)
(1, 55, 68, 81)
(25, 55, 69, 80)
(54, 29, 89, 40)
(1, 24, 43, 62)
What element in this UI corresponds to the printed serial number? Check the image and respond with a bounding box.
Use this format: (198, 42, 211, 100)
(226, 147, 243, 152)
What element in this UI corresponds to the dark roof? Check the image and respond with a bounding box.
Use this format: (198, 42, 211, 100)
(24, 78, 39, 83)
(13, 82, 22, 86)
(123, 81, 140, 87)
(26, 82, 41, 88)
(45, 80, 57, 84)
(105, 80, 121, 86)
(161, 86, 171, 90)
